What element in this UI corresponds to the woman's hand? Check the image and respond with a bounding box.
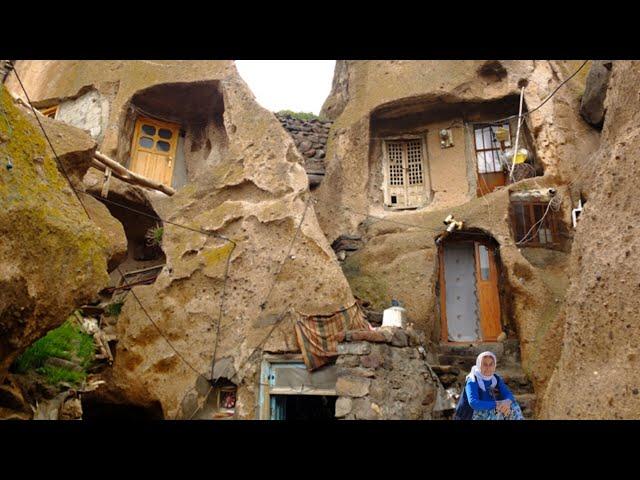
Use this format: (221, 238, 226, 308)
(497, 399, 512, 416)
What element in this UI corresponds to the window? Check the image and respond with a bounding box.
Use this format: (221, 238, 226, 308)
(382, 138, 429, 209)
(510, 200, 558, 246)
(474, 123, 510, 174)
(38, 105, 58, 119)
(211, 381, 237, 419)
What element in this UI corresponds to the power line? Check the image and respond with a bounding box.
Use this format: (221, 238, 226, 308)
(115, 264, 210, 381)
(11, 66, 234, 407)
(484, 60, 590, 127)
(11, 68, 91, 218)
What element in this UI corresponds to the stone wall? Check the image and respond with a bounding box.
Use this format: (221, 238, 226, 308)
(334, 327, 439, 420)
(275, 113, 332, 187)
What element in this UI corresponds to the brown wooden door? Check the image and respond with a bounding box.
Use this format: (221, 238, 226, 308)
(474, 241, 502, 341)
(130, 117, 180, 187)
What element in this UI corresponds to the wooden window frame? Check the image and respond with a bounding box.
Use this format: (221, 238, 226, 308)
(39, 105, 58, 119)
(381, 134, 431, 210)
(509, 200, 559, 247)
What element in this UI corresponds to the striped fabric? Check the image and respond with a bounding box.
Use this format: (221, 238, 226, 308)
(295, 302, 371, 371)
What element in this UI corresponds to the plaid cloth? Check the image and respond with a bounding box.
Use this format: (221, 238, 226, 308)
(295, 302, 371, 371)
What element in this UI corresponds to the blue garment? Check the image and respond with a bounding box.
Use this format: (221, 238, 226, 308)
(465, 375, 515, 411)
(473, 401, 524, 420)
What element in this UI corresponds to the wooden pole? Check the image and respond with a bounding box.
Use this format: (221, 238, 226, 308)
(101, 167, 112, 198)
(92, 150, 176, 196)
(509, 87, 526, 182)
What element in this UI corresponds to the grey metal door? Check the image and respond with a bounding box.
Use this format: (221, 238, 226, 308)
(443, 243, 481, 341)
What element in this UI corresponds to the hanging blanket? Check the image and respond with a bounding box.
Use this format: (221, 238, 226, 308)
(295, 302, 371, 371)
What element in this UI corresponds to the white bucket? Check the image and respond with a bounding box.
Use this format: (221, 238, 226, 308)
(382, 306, 406, 328)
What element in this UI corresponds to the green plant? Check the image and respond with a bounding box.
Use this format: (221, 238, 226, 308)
(276, 110, 321, 121)
(145, 224, 164, 247)
(36, 365, 86, 385)
(104, 301, 124, 317)
(14, 318, 95, 386)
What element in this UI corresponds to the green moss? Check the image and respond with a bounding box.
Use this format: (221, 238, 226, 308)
(104, 301, 124, 317)
(342, 256, 390, 310)
(0, 85, 109, 285)
(202, 242, 234, 266)
(14, 317, 95, 386)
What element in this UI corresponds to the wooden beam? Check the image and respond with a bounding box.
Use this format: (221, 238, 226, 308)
(100, 167, 112, 198)
(93, 150, 176, 196)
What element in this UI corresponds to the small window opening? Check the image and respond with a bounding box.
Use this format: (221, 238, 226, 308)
(211, 379, 237, 419)
(38, 105, 58, 119)
(510, 200, 558, 246)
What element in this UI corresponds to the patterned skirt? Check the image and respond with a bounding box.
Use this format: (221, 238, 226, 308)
(472, 401, 525, 420)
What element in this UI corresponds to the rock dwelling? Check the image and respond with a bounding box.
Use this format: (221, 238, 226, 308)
(0, 60, 638, 420)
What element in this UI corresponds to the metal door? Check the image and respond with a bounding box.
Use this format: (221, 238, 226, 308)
(441, 242, 481, 341)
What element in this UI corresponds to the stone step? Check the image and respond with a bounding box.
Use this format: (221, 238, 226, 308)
(438, 340, 520, 361)
(499, 368, 534, 395)
(515, 393, 536, 419)
(430, 365, 461, 375)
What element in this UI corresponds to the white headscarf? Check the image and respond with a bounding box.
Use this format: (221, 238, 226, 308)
(466, 351, 497, 391)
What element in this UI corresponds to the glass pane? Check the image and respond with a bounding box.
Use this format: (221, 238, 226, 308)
(158, 128, 173, 139)
(513, 203, 527, 242)
(483, 128, 493, 149)
(474, 128, 484, 149)
(141, 124, 156, 136)
(478, 245, 490, 280)
(271, 363, 336, 390)
(156, 140, 171, 152)
(139, 136, 154, 148)
(487, 150, 497, 172)
(502, 123, 511, 147)
(539, 228, 551, 244)
(477, 152, 487, 173)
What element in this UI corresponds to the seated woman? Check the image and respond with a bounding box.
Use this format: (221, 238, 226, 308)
(454, 351, 525, 420)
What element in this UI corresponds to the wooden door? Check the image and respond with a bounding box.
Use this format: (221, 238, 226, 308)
(130, 117, 180, 187)
(474, 241, 502, 341)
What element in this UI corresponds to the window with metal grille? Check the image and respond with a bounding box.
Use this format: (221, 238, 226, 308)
(474, 123, 511, 174)
(510, 200, 558, 246)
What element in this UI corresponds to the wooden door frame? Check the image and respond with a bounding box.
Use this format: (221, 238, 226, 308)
(438, 237, 501, 344)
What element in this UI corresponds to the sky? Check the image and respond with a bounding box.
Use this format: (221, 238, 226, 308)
(235, 61, 336, 115)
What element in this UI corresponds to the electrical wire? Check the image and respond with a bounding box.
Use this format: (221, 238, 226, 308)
(11, 68, 91, 218)
(10, 60, 593, 420)
(482, 60, 590, 127)
(12, 66, 236, 414)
